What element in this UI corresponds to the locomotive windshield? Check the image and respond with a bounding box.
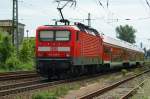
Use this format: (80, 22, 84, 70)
(39, 30, 70, 41)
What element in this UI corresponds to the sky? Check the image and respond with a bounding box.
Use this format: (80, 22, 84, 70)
(0, 0, 150, 49)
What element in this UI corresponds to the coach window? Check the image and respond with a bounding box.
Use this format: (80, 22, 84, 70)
(39, 31, 54, 41)
(104, 47, 111, 54)
(55, 31, 70, 41)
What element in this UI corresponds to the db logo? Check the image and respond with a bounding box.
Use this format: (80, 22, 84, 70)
(51, 47, 58, 51)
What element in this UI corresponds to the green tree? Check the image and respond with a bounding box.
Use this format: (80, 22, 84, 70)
(5, 53, 20, 70)
(0, 31, 34, 71)
(0, 32, 14, 63)
(19, 38, 35, 62)
(116, 24, 136, 43)
(28, 38, 35, 58)
(19, 40, 31, 62)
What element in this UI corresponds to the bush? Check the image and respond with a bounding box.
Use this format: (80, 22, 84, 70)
(19, 40, 31, 62)
(32, 92, 58, 99)
(5, 54, 20, 71)
(121, 69, 128, 76)
(19, 39, 35, 62)
(19, 61, 34, 71)
(0, 32, 14, 63)
(32, 84, 80, 99)
(0, 31, 35, 71)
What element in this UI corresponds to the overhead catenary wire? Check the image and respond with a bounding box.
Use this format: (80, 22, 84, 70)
(98, 0, 104, 8)
(12, 0, 150, 37)
(145, 0, 150, 8)
(138, 0, 150, 14)
(3, 1, 150, 31)
(55, 0, 77, 8)
(1, 0, 149, 24)
(97, 0, 150, 22)
(19, 1, 52, 16)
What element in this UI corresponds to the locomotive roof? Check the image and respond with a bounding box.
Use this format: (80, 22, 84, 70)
(103, 35, 144, 53)
(37, 25, 80, 31)
(39, 23, 99, 36)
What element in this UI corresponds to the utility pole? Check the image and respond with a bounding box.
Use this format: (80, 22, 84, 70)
(26, 30, 29, 40)
(140, 42, 143, 48)
(12, 0, 19, 56)
(87, 13, 91, 27)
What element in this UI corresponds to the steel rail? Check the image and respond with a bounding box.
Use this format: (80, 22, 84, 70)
(0, 79, 69, 96)
(0, 70, 119, 96)
(0, 71, 39, 81)
(0, 68, 145, 96)
(120, 80, 147, 99)
(0, 79, 46, 91)
(79, 70, 150, 99)
(0, 71, 35, 76)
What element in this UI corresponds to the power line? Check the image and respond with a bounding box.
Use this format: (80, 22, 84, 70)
(145, 0, 150, 8)
(9, 0, 150, 36)
(19, 1, 51, 17)
(98, 0, 104, 8)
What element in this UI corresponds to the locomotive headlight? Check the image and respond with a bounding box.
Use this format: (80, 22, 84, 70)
(58, 47, 70, 52)
(38, 47, 51, 51)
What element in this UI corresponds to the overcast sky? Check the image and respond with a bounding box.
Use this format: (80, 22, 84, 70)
(0, 0, 150, 49)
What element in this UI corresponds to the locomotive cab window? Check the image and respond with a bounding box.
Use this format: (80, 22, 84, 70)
(39, 30, 70, 41)
(55, 31, 70, 41)
(39, 31, 54, 41)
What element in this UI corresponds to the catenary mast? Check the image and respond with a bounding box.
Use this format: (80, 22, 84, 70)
(12, 0, 19, 55)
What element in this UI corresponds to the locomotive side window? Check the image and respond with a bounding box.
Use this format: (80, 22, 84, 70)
(76, 31, 79, 41)
(55, 31, 70, 41)
(39, 31, 54, 41)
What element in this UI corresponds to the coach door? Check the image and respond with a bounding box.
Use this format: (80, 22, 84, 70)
(103, 45, 111, 64)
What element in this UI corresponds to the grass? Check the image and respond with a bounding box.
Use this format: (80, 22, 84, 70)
(144, 61, 150, 67)
(0, 60, 34, 72)
(32, 83, 80, 99)
(144, 58, 150, 63)
(121, 69, 128, 76)
(18, 61, 35, 71)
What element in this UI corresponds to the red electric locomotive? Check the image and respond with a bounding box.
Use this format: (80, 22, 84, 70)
(35, 23, 144, 79)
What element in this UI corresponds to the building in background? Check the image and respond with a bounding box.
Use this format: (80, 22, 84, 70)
(0, 20, 25, 44)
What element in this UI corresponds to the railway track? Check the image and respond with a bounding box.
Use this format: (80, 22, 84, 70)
(120, 80, 146, 99)
(78, 70, 150, 99)
(0, 71, 35, 76)
(0, 70, 124, 97)
(0, 75, 101, 96)
(0, 67, 147, 97)
(0, 71, 39, 81)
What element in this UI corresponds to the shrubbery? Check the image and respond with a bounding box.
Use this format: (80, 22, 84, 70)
(32, 84, 80, 99)
(5, 54, 21, 70)
(0, 31, 35, 71)
(19, 38, 35, 63)
(32, 92, 57, 99)
(0, 32, 13, 64)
